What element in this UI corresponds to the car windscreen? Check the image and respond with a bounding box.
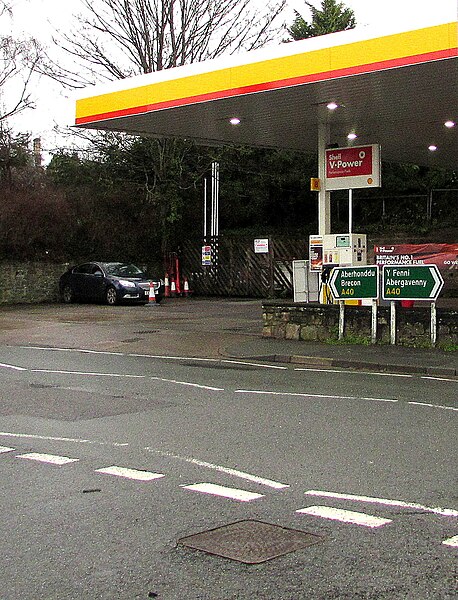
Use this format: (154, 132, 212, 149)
(102, 263, 144, 278)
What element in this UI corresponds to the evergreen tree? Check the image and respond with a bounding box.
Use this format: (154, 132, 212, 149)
(288, 0, 356, 40)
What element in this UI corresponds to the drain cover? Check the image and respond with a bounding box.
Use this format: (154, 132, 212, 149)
(178, 520, 323, 564)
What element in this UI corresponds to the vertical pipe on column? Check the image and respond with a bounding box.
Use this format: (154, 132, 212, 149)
(349, 188, 353, 234)
(203, 177, 207, 241)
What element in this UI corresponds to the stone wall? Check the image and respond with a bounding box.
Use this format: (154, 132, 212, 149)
(262, 301, 458, 347)
(0, 262, 68, 304)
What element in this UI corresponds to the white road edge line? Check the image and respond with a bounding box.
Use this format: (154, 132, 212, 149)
(304, 490, 458, 517)
(182, 483, 264, 502)
(0, 446, 14, 453)
(16, 452, 79, 465)
(145, 447, 289, 490)
(29, 369, 224, 391)
(234, 389, 398, 403)
(408, 401, 458, 412)
(296, 505, 392, 528)
(223, 359, 287, 370)
(19, 346, 285, 370)
(420, 376, 458, 383)
(294, 368, 413, 378)
(95, 466, 165, 481)
(0, 362, 27, 371)
(442, 535, 458, 548)
(0, 431, 128, 446)
(31, 369, 146, 378)
(150, 376, 224, 391)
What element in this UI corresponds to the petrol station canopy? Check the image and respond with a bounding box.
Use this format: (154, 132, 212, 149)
(75, 18, 457, 169)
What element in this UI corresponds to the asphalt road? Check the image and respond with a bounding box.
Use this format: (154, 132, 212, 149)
(0, 300, 456, 599)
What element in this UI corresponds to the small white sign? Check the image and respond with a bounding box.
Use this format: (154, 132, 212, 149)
(254, 238, 269, 254)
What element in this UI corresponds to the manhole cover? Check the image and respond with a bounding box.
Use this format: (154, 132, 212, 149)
(178, 520, 323, 564)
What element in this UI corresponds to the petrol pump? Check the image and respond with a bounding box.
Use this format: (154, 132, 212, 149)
(320, 233, 368, 303)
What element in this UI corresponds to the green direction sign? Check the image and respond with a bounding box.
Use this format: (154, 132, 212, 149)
(382, 265, 444, 300)
(329, 266, 379, 300)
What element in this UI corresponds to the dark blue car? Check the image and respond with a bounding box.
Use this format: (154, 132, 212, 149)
(59, 262, 164, 305)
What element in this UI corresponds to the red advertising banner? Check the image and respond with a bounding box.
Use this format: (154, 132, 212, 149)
(325, 144, 381, 191)
(374, 243, 458, 270)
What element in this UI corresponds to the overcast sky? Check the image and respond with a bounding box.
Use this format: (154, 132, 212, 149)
(3, 0, 457, 157)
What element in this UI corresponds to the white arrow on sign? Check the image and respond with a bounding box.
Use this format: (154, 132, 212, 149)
(431, 265, 444, 299)
(329, 270, 338, 298)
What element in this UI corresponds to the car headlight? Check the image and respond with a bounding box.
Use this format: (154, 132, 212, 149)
(118, 280, 136, 288)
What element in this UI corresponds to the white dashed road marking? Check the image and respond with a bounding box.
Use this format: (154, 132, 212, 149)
(182, 482, 264, 502)
(16, 453, 79, 465)
(442, 535, 458, 548)
(304, 490, 458, 518)
(95, 466, 165, 481)
(296, 505, 392, 528)
(0, 445, 14, 453)
(145, 447, 289, 489)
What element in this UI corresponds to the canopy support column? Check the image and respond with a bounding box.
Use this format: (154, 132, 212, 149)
(318, 121, 331, 236)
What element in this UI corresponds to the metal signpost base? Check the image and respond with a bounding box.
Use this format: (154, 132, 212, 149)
(390, 301, 396, 345)
(339, 301, 345, 340)
(371, 299, 377, 345)
(431, 301, 437, 347)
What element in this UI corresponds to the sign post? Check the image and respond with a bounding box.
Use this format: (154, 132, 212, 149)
(382, 265, 444, 346)
(329, 266, 379, 342)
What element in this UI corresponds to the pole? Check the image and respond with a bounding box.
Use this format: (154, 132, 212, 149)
(390, 301, 396, 345)
(211, 161, 220, 271)
(338, 300, 345, 340)
(203, 177, 207, 241)
(371, 299, 377, 344)
(348, 188, 353, 234)
(431, 301, 437, 347)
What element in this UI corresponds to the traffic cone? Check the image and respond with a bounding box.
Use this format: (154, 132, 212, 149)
(147, 282, 158, 305)
(183, 277, 190, 298)
(170, 279, 176, 297)
(164, 273, 170, 298)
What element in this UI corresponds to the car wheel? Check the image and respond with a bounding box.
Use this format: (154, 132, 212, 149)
(106, 286, 118, 305)
(62, 285, 74, 304)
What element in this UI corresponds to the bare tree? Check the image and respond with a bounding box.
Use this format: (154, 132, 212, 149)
(0, 1, 44, 121)
(53, 0, 286, 85)
(48, 0, 287, 256)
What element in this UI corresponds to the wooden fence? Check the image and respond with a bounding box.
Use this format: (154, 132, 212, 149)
(180, 237, 307, 298)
